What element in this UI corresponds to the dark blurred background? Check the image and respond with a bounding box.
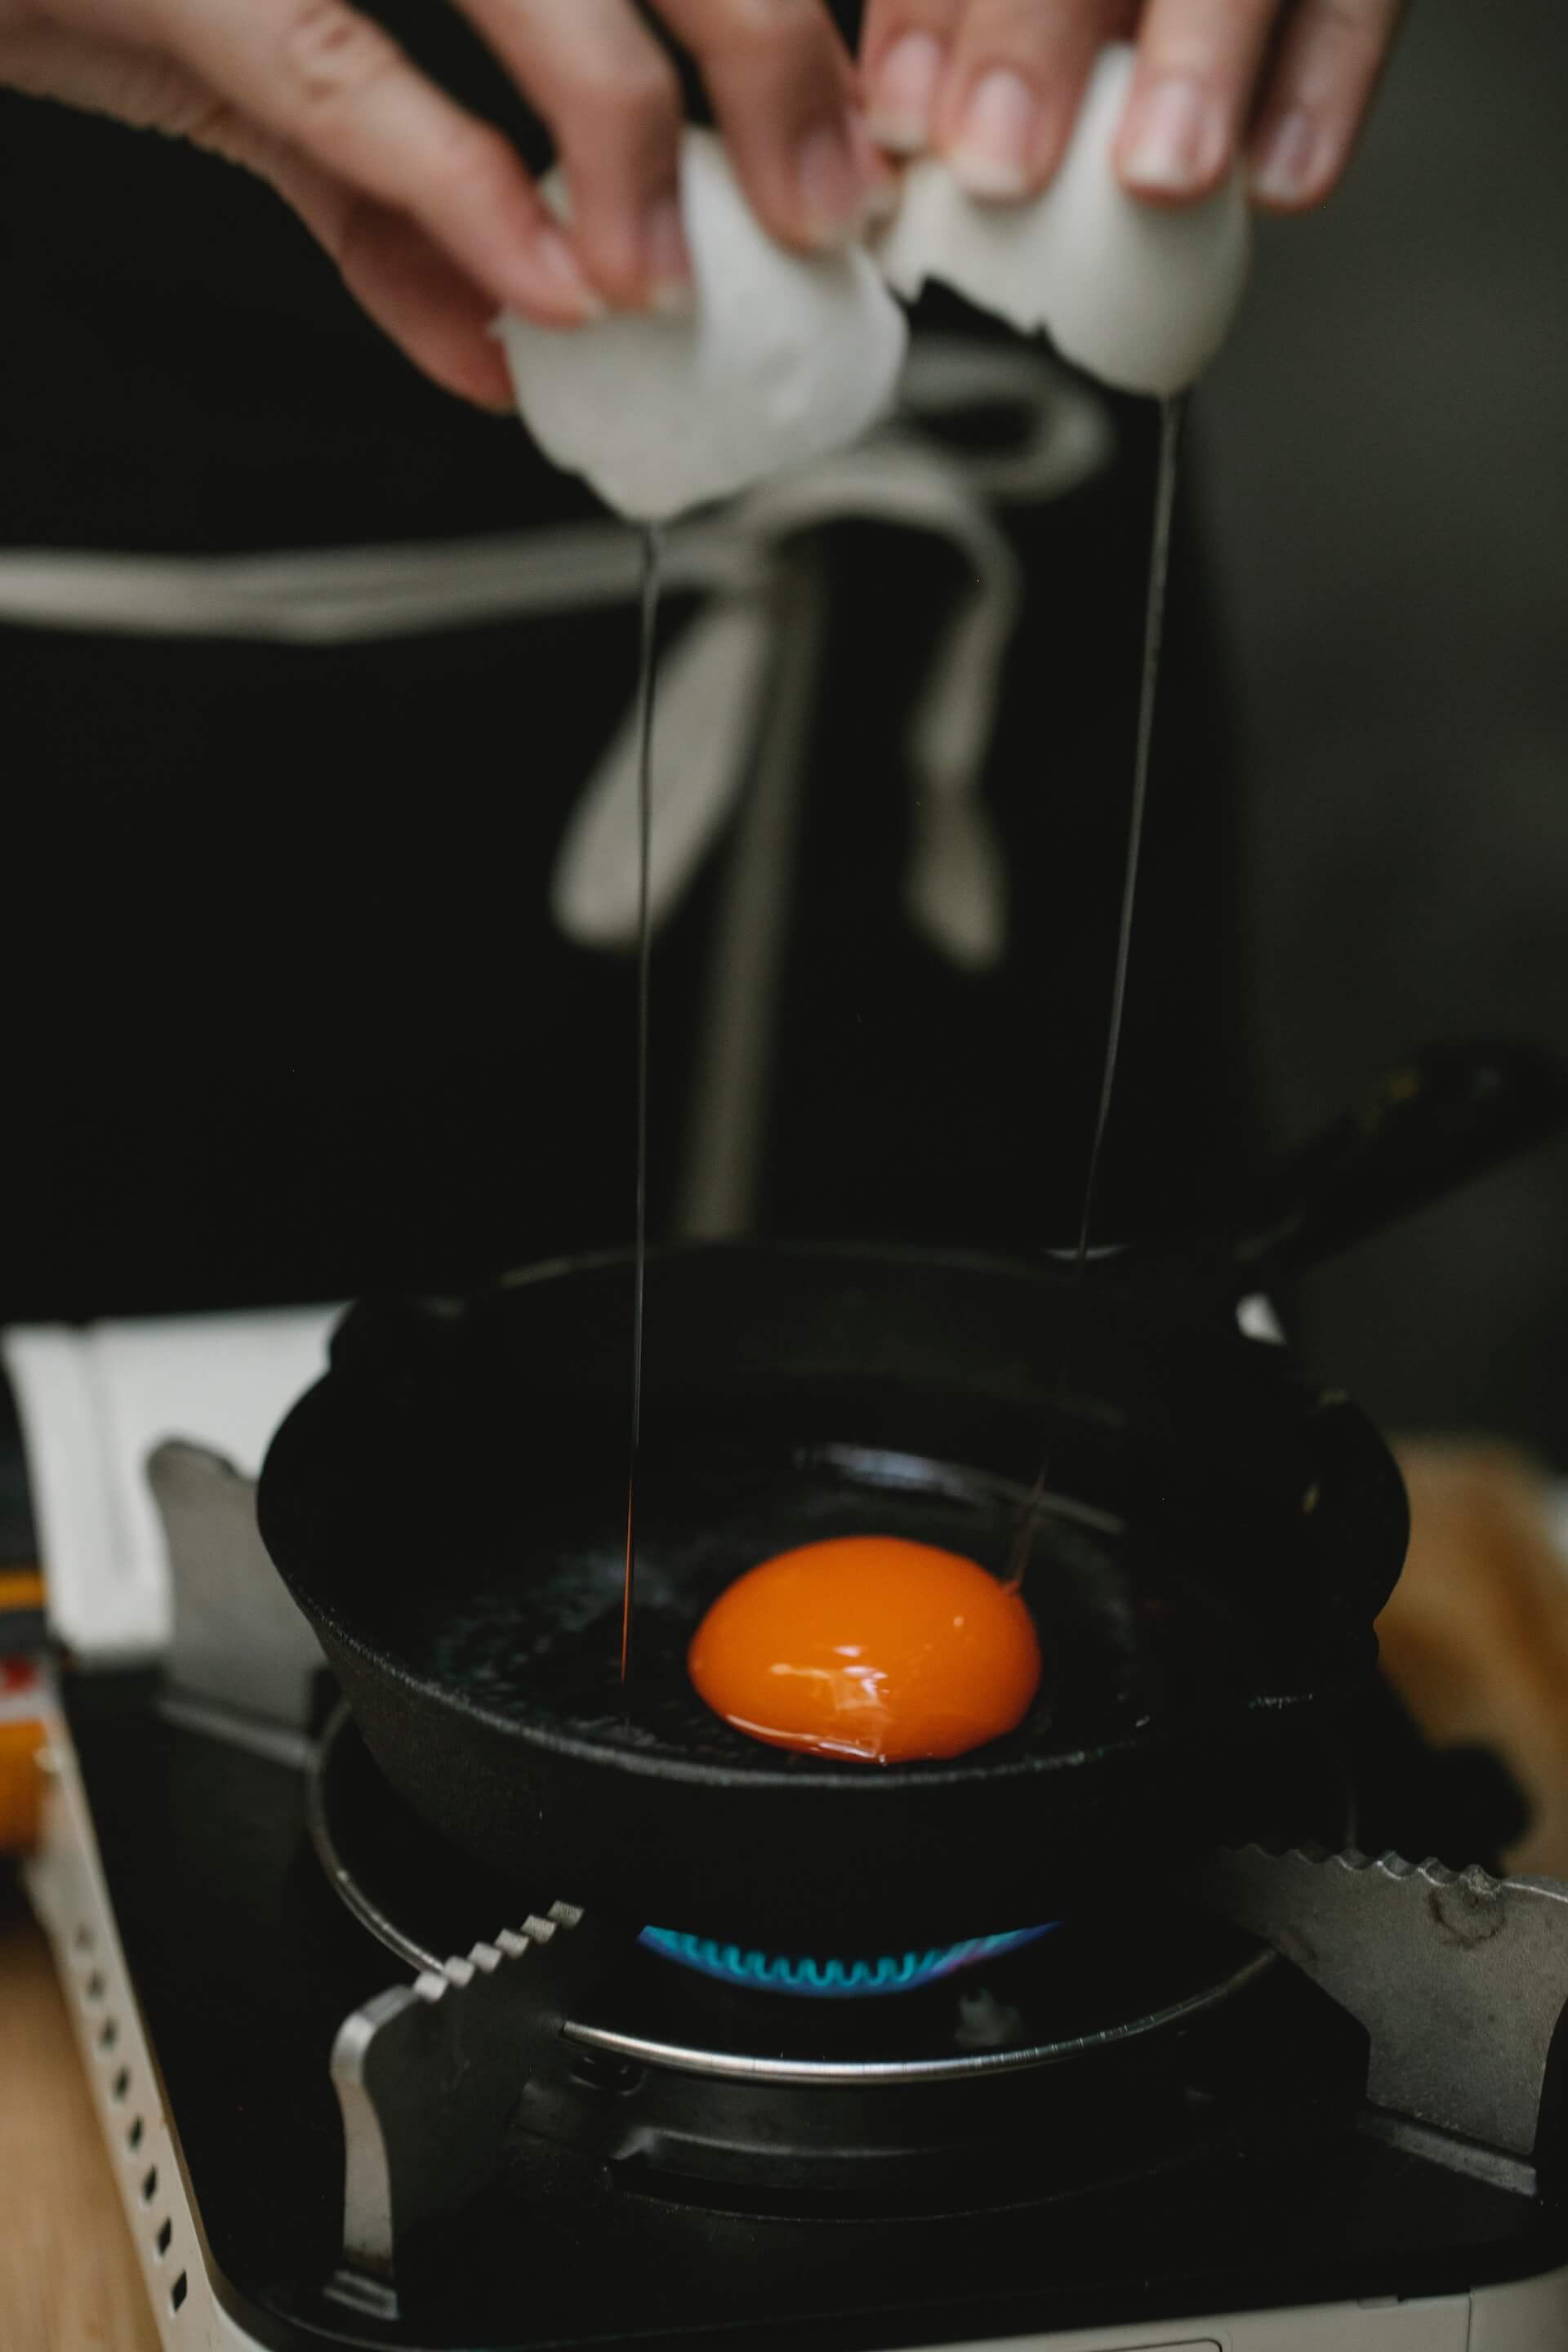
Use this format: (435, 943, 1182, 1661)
(0, 0, 1562, 1461)
(0, 3, 1248, 1324)
(1196, 0, 1568, 1464)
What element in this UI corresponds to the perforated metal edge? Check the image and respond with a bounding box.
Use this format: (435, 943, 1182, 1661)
(23, 1691, 262, 2352)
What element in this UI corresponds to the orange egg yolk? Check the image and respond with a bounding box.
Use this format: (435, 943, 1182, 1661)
(687, 1535, 1041, 1765)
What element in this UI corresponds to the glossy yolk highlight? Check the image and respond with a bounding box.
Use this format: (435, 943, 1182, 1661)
(687, 1535, 1041, 1765)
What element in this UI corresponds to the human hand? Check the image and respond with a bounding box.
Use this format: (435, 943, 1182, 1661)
(860, 0, 1405, 214)
(0, 0, 889, 409)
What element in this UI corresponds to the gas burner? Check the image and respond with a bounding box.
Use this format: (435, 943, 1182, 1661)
(288, 1699, 1568, 2336)
(310, 1700, 1064, 2001)
(307, 1700, 1276, 2080)
(302, 1701, 1376, 2317)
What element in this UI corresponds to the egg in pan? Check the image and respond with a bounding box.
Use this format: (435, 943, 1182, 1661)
(688, 1535, 1041, 1766)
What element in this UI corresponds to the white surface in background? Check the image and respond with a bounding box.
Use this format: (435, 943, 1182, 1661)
(3, 1289, 1563, 1670)
(2, 1308, 338, 1662)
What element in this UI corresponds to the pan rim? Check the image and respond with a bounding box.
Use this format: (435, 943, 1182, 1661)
(260, 1234, 1389, 1797)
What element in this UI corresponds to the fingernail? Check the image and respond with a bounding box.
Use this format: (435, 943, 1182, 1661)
(1120, 76, 1225, 197)
(849, 109, 902, 221)
(795, 119, 866, 246)
(951, 70, 1037, 202)
(862, 168, 902, 225)
(529, 226, 605, 321)
(644, 194, 694, 313)
(1250, 109, 1323, 207)
(868, 29, 944, 156)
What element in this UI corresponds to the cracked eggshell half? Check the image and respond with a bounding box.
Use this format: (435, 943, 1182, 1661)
(877, 45, 1250, 399)
(497, 130, 910, 523)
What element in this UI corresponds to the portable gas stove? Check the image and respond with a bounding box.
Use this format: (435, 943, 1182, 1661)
(11, 1307, 1568, 2352)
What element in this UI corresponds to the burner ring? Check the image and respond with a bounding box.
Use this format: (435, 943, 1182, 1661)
(560, 1949, 1277, 2084)
(305, 1708, 441, 1974)
(308, 1704, 1287, 2087)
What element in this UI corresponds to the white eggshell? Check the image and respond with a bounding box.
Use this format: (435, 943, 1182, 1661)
(877, 46, 1250, 398)
(497, 131, 909, 522)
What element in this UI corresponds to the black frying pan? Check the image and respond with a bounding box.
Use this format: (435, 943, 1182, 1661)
(258, 1042, 1566, 1948)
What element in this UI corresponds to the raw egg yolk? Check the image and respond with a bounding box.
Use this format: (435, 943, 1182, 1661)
(688, 1535, 1041, 1765)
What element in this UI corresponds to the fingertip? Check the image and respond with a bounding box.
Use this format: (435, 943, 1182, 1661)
(1248, 111, 1343, 212)
(738, 115, 884, 255)
(548, 123, 692, 310)
(696, 5, 880, 254)
(1117, 158, 1234, 207)
(334, 212, 532, 405)
(795, 118, 866, 245)
(466, 351, 523, 412)
(643, 190, 696, 308)
(543, 149, 693, 314)
(1114, 74, 1232, 205)
(1241, 0, 1403, 216)
(569, 223, 658, 313)
(938, 67, 1072, 204)
(582, 189, 695, 314)
(849, 109, 902, 219)
(502, 223, 608, 324)
(866, 27, 946, 157)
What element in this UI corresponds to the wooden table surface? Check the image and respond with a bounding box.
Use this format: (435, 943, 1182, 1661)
(0, 1873, 158, 2352)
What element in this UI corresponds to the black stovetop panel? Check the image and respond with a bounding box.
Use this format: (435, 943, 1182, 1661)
(68, 1673, 1567, 2352)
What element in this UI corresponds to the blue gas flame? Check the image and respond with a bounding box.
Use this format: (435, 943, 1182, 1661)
(638, 1922, 1058, 1998)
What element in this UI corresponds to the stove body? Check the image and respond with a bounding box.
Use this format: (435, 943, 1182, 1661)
(11, 1316, 1568, 2352)
(23, 1661, 1568, 2352)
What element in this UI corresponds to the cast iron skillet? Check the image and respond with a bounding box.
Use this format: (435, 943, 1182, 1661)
(259, 1042, 1566, 1947)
